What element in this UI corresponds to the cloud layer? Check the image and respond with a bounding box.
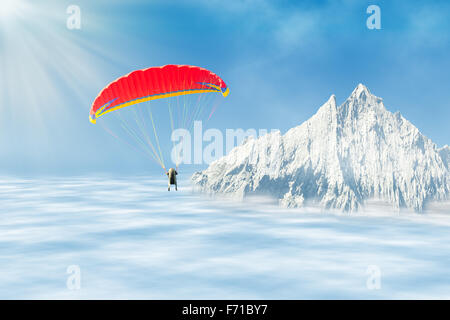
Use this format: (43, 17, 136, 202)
(0, 176, 449, 299)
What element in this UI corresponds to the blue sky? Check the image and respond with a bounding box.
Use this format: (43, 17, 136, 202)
(0, 0, 449, 175)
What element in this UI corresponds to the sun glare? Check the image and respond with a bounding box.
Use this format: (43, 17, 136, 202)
(0, 0, 23, 19)
(0, 0, 122, 142)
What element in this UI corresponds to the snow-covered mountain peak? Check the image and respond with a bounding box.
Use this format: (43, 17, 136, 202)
(192, 85, 449, 213)
(339, 83, 385, 120)
(327, 94, 337, 105)
(313, 94, 337, 117)
(351, 83, 371, 97)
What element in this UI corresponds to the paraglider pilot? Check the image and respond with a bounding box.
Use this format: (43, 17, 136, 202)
(167, 168, 178, 191)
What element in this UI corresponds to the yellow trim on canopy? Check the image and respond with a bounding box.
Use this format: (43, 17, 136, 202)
(222, 87, 229, 97)
(91, 89, 223, 124)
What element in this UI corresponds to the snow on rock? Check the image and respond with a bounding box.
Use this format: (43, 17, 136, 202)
(192, 84, 449, 212)
(439, 145, 449, 170)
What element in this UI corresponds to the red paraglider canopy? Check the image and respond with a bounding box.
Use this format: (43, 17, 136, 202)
(89, 64, 229, 124)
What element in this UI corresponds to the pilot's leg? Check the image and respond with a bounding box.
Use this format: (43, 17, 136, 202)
(175, 181, 177, 191)
(168, 180, 170, 191)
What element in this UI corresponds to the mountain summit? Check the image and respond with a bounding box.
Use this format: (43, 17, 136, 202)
(192, 84, 449, 212)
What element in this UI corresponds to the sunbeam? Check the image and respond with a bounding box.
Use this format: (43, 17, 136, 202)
(0, 0, 25, 19)
(0, 1, 130, 169)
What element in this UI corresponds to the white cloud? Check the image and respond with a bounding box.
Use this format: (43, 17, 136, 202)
(0, 176, 449, 298)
